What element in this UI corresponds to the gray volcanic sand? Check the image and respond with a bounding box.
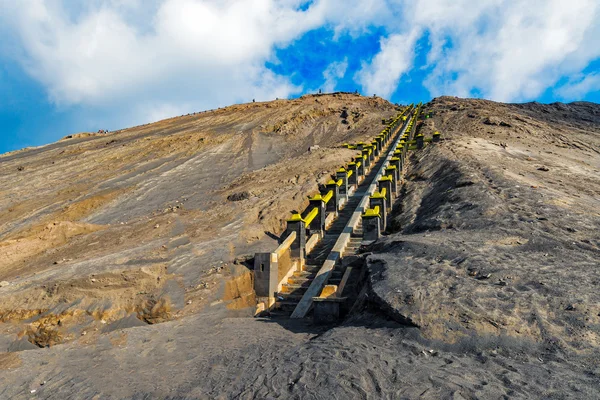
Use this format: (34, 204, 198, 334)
(1, 310, 597, 399)
(0, 93, 396, 349)
(1, 96, 599, 399)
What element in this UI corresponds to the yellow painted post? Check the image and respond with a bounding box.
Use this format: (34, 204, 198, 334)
(372, 140, 379, 157)
(362, 149, 371, 169)
(416, 133, 424, 149)
(347, 163, 358, 185)
(307, 195, 326, 235)
(375, 136, 383, 154)
(390, 156, 401, 174)
(285, 214, 306, 260)
(378, 175, 393, 209)
(324, 182, 339, 214)
(354, 157, 365, 177)
(336, 168, 349, 198)
(362, 206, 381, 241)
(369, 191, 387, 231)
(385, 165, 399, 195)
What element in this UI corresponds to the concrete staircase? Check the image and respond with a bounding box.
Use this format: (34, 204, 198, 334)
(272, 159, 385, 316)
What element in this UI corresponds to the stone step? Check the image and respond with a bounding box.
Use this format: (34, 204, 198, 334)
(274, 301, 297, 313)
(292, 271, 317, 278)
(328, 278, 342, 285)
(276, 293, 304, 302)
(280, 285, 309, 295)
(292, 270, 342, 279)
(303, 264, 323, 273)
(288, 276, 314, 285)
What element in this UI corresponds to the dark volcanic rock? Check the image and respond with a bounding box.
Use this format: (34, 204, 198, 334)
(227, 191, 250, 201)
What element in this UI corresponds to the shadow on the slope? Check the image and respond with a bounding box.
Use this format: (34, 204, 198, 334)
(254, 300, 416, 336)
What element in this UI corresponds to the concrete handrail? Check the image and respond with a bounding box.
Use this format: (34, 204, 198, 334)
(255, 106, 413, 314)
(290, 109, 413, 318)
(275, 231, 296, 255)
(304, 207, 319, 225)
(362, 205, 380, 218)
(335, 267, 353, 297)
(322, 190, 333, 204)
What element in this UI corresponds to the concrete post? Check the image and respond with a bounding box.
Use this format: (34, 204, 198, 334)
(347, 163, 358, 186)
(362, 214, 381, 242)
(356, 142, 366, 151)
(285, 216, 306, 260)
(367, 147, 375, 163)
(313, 299, 342, 324)
(416, 134, 424, 149)
(378, 177, 393, 210)
(396, 146, 404, 165)
(355, 156, 365, 178)
(336, 168, 349, 198)
(372, 141, 379, 157)
(369, 196, 387, 231)
(307, 197, 326, 236)
(376, 136, 383, 154)
(325, 181, 339, 214)
(390, 156, 401, 173)
(432, 131, 441, 142)
(361, 149, 371, 169)
(253, 252, 277, 298)
(385, 165, 399, 195)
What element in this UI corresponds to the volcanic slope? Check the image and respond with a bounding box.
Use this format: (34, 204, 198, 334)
(0, 93, 396, 348)
(0, 96, 599, 399)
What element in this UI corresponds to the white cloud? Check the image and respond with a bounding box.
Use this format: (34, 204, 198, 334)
(428, 0, 600, 101)
(0, 0, 327, 126)
(357, 0, 600, 102)
(356, 30, 420, 98)
(556, 73, 600, 100)
(322, 57, 348, 92)
(1, 0, 600, 132)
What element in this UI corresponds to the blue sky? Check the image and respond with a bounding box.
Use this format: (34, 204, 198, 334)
(1, 0, 599, 155)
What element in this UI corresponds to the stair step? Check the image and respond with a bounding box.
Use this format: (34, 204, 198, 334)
(283, 281, 311, 289)
(267, 128, 406, 319)
(274, 301, 297, 313)
(288, 276, 314, 285)
(303, 264, 322, 273)
(276, 293, 304, 301)
(280, 288, 309, 296)
(267, 309, 292, 317)
(330, 270, 343, 278)
(293, 271, 316, 278)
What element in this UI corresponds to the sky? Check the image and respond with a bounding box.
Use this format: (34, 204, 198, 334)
(1, 0, 599, 154)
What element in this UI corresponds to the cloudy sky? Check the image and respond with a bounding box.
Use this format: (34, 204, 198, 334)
(1, 0, 599, 154)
